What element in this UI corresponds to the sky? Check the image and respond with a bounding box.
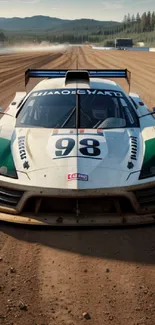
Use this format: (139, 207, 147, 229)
(0, 0, 154, 22)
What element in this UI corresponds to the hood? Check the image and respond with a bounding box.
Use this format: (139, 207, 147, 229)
(10, 127, 142, 189)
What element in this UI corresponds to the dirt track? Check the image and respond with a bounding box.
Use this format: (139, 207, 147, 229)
(0, 46, 155, 325)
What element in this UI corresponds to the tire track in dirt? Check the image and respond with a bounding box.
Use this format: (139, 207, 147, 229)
(0, 46, 78, 108)
(81, 47, 155, 108)
(77, 46, 101, 69)
(0, 52, 66, 108)
(0, 53, 63, 81)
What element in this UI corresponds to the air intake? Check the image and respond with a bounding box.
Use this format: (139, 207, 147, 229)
(0, 187, 24, 207)
(65, 70, 89, 84)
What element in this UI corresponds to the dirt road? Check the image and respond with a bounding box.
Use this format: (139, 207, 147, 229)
(0, 46, 155, 325)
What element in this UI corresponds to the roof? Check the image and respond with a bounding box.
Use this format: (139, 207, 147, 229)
(32, 77, 124, 92)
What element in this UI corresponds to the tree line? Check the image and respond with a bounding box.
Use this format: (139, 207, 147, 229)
(1, 10, 155, 45)
(0, 32, 7, 42)
(123, 12, 155, 32)
(105, 11, 155, 36)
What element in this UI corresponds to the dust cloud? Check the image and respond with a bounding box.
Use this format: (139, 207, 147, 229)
(0, 42, 70, 54)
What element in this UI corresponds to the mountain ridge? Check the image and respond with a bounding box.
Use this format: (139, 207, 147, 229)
(0, 15, 120, 31)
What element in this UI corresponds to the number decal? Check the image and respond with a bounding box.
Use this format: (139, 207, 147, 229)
(55, 138, 75, 157)
(48, 134, 107, 160)
(55, 138, 101, 157)
(79, 138, 101, 157)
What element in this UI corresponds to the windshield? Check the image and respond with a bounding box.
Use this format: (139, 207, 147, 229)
(16, 89, 139, 128)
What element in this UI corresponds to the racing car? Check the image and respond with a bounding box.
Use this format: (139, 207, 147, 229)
(0, 68, 155, 226)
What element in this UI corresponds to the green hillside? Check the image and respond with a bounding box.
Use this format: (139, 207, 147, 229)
(0, 12, 155, 46)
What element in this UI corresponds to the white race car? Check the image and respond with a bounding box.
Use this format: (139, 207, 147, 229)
(0, 69, 155, 226)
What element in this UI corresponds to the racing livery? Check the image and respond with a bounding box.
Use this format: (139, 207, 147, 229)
(0, 69, 155, 226)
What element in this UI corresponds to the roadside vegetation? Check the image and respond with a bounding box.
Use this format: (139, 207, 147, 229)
(104, 11, 155, 47)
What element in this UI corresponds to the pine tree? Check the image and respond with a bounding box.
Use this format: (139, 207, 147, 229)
(131, 14, 135, 23)
(0, 32, 6, 42)
(151, 11, 155, 30)
(127, 13, 131, 26)
(122, 14, 127, 30)
(141, 12, 147, 32)
(136, 13, 141, 23)
(123, 15, 127, 23)
(146, 11, 151, 31)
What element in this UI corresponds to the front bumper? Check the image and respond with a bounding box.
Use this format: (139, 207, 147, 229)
(1, 212, 155, 226)
(0, 180, 155, 226)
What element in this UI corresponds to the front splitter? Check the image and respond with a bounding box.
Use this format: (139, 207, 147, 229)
(0, 212, 155, 226)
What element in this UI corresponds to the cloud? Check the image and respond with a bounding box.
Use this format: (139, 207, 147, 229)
(102, 0, 154, 10)
(102, 0, 124, 10)
(0, 0, 40, 2)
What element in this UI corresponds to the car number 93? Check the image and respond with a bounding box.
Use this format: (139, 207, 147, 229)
(47, 134, 107, 160)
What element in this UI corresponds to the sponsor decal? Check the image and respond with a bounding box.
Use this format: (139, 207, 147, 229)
(127, 161, 134, 169)
(97, 129, 103, 136)
(79, 129, 85, 133)
(52, 130, 76, 137)
(18, 136, 30, 170)
(23, 161, 30, 170)
(52, 129, 58, 135)
(68, 173, 88, 181)
(32, 89, 123, 98)
(78, 130, 104, 137)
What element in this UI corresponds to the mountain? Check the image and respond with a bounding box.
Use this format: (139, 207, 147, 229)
(0, 16, 119, 31)
(0, 16, 66, 30)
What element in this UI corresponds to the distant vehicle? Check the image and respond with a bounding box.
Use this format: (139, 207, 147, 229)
(137, 42, 145, 47)
(0, 69, 155, 226)
(115, 38, 133, 49)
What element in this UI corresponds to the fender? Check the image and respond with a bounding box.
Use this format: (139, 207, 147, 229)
(5, 92, 26, 115)
(129, 92, 150, 117)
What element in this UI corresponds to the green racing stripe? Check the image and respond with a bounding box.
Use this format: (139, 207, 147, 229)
(0, 138, 17, 178)
(139, 138, 155, 179)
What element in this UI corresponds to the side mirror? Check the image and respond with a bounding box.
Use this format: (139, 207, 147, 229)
(152, 107, 155, 112)
(0, 108, 4, 113)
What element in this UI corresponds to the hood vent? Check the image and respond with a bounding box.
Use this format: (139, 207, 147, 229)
(130, 136, 138, 160)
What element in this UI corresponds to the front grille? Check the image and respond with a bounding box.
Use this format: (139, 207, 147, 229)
(134, 186, 155, 208)
(23, 196, 134, 216)
(0, 187, 24, 207)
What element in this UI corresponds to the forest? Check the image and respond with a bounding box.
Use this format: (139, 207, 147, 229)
(0, 11, 155, 46)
